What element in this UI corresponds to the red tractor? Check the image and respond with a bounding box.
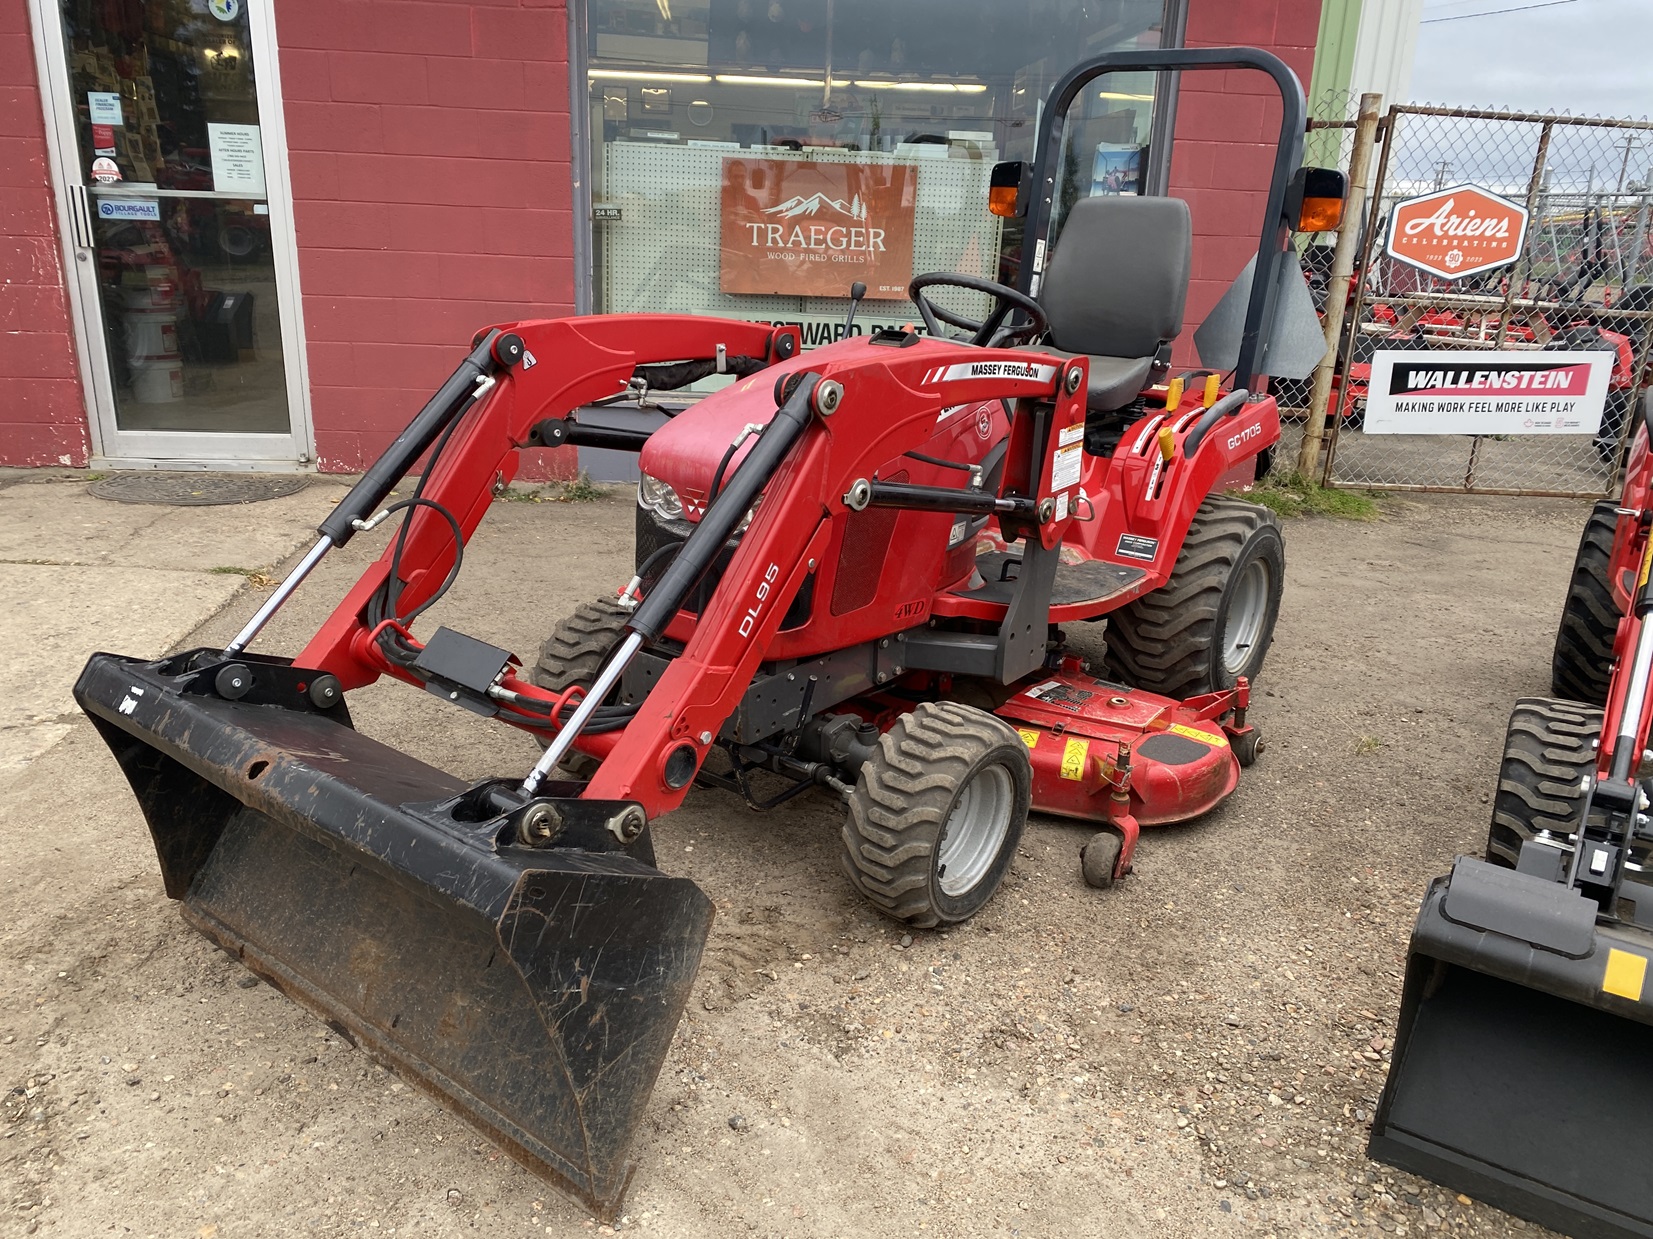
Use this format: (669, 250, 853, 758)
(1371, 394, 1653, 1235)
(74, 47, 1340, 1223)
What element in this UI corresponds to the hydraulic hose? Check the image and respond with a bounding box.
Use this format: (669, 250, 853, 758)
(318, 330, 514, 548)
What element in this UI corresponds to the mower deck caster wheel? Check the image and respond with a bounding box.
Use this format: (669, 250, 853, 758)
(1080, 831, 1123, 889)
(1232, 729, 1264, 767)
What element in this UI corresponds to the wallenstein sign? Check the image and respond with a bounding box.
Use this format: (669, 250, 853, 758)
(720, 157, 917, 299)
(1384, 184, 1529, 281)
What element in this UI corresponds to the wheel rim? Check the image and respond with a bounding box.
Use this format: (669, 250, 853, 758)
(1221, 557, 1271, 676)
(219, 226, 256, 258)
(936, 763, 1014, 897)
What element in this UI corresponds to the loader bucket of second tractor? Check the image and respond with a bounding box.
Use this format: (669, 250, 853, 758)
(1370, 857, 1653, 1239)
(74, 647, 712, 1222)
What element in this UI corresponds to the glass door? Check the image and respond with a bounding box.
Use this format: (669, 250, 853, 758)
(38, 0, 309, 465)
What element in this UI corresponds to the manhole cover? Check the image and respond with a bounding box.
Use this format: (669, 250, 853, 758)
(89, 472, 310, 507)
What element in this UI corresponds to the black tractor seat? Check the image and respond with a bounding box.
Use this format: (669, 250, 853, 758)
(1018, 195, 1192, 425)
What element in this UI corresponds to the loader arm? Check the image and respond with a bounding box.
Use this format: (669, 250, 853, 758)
(291, 317, 1086, 820)
(299, 314, 800, 689)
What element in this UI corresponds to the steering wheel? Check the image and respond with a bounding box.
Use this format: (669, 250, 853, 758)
(908, 272, 1050, 347)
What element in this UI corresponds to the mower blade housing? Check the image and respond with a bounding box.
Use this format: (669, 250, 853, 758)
(74, 650, 712, 1222)
(1371, 857, 1653, 1239)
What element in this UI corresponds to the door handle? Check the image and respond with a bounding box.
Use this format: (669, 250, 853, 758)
(69, 185, 94, 249)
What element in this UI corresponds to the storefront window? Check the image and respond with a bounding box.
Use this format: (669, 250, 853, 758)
(586, 0, 1171, 345)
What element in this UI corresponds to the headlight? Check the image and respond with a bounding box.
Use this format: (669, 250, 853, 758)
(638, 471, 684, 521)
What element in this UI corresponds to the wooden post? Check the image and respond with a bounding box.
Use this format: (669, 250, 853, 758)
(1296, 92, 1383, 478)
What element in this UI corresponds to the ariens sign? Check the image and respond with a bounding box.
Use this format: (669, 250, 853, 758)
(1384, 184, 1529, 281)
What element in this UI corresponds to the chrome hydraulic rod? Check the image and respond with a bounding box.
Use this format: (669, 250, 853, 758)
(223, 535, 333, 657)
(1614, 610, 1653, 782)
(520, 631, 644, 796)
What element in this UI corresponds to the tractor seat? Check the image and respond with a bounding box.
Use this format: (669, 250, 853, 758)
(1021, 195, 1192, 415)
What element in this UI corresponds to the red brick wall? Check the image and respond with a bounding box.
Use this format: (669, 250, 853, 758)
(0, 0, 88, 466)
(276, 0, 577, 475)
(1170, 0, 1321, 368)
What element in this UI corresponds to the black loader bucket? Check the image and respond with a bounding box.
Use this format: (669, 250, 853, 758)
(74, 648, 712, 1221)
(1370, 857, 1653, 1239)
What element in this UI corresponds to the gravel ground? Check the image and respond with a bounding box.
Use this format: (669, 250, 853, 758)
(0, 487, 1591, 1238)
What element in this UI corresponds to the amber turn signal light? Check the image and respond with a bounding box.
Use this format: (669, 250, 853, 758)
(988, 160, 1024, 219)
(1297, 196, 1343, 232)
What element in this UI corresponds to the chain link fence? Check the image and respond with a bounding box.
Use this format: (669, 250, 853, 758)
(1266, 91, 1360, 476)
(1318, 104, 1653, 497)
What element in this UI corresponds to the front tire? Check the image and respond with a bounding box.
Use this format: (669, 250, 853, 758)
(1487, 697, 1600, 868)
(1551, 500, 1620, 706)
(1102, 498, 1285, 699)
(531, 596, 632, 776)
(840, 702, 1031, 927)
(533, 597, 631, 694)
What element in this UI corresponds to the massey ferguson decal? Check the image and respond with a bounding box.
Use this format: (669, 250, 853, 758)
(1384, 185, 1529, 281)
(1365, 349, 1611, 436)
(927, 360, 1058, 384)
(721, 157, 917, 298)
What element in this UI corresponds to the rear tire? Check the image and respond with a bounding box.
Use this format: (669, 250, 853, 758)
(1102, 498, 1285, 699)
(1551, 501, 1621, 705)
(1487, 697, 1600, 868)
(840, 702, 1031, 928)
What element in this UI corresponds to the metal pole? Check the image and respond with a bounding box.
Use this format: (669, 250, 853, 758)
(1323, 104, 1397, 486)
(1494, 121, 1552, 349)
(1297, 92, 1382, 478)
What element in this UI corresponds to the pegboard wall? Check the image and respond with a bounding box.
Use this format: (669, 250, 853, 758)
(599, 142, 1003, 341)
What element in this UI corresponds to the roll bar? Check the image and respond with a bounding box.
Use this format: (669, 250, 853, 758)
(1012, 46, 1308, 393)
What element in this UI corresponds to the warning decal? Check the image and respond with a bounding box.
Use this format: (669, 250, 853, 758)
(1060, 738, 1089, 781)
(1017, 728, 1040, 749)
(1168, 722, 1228, 748)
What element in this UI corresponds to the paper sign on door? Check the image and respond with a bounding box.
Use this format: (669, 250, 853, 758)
(208, 123, 265, 196)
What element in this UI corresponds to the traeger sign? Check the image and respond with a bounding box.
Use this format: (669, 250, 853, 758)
(1365, 349, 1611, 436)
(1384, 184, 1529, 281)
(720, 157, 917, 299)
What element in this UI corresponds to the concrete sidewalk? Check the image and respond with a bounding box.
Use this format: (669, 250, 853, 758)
(0, 470, 348, 778)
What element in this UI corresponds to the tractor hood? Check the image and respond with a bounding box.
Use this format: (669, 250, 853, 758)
(637, 350, 817, 520)
(637, 337, 1007, 522)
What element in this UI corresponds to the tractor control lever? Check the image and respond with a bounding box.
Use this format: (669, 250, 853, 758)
(843, 282, 867, 335)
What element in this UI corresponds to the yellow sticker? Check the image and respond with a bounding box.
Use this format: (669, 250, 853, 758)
(1169, 722, 1228, 747)
(1639, 539, 1653, 590)
(1060, 737, 1089, 781)
(1017, 728, 1040, 750)
(1603, 947, 1647, 1001)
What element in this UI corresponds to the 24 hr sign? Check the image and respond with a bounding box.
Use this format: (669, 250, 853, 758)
(1365, 349, 1611, 435)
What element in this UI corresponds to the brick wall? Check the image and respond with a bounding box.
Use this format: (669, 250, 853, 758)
(1170, 0, 1321, 367)
(0, 0, 88, 467)
(276, 0, 577, 475)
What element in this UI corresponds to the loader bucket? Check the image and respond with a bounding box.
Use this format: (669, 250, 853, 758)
(74, 649, 712, 1222)
(1370, 857, 1653, 1239)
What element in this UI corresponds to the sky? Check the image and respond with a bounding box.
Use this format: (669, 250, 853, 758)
(1408, 0, 1653, 118)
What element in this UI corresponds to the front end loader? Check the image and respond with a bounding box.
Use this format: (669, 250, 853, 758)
(76, 47, 1341, 1221)
(1370, 394, 1653, 1239)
